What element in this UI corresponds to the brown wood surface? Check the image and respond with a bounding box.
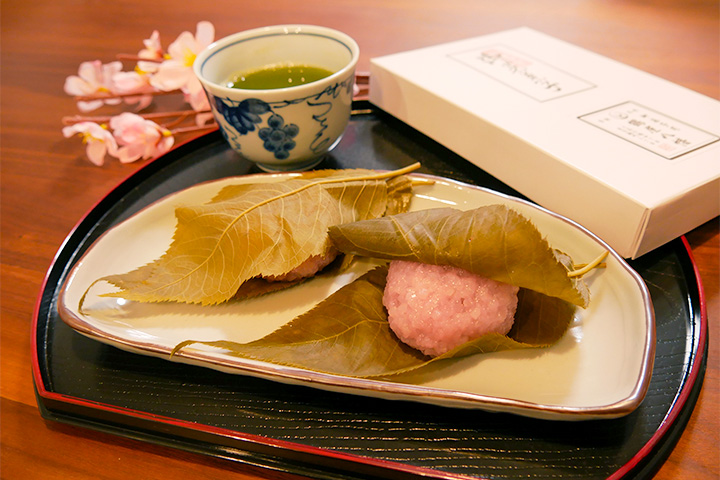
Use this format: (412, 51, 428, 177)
(1, 1, 718, 478)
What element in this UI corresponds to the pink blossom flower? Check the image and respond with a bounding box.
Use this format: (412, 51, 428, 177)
(62, 122, 118, 166)
(150, 21, 214, 111)
(109, 112, 175, 163)
(183, 81, 211, 112)
(112, 71, 157, 110)
(137, 30, 164, 74)
(64, 60, 124, 112)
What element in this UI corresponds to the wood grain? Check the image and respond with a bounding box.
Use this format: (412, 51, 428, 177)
(1, 1, 717, 478)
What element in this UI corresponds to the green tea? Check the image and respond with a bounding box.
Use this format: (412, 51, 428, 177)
(227, 63, 334, 90)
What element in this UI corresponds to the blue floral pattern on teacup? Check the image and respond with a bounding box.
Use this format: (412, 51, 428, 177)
(258, 114, 299, 160)
(212, 96, 299, 160)
(213, 97, 270, 134)
(209, 74, 354, 163)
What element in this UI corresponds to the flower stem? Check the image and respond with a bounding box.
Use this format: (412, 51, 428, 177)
(62, 109, 212, 125)
(73, 89, 181, 102)
(170, 124, 218, 134)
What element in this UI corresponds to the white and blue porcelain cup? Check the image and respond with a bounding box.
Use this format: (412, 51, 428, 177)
(194, 25, 360, 171)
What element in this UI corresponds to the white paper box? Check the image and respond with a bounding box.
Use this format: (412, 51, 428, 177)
(370, 27, 720, 258)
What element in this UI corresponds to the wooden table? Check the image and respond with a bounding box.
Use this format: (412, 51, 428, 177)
(2, 1, 717, 478)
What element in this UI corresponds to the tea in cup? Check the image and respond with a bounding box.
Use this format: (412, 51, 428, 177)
(194, 25, 360, 171)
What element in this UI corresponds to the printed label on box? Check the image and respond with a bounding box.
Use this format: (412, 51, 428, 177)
(580, 102, 719, 159)
(448, 44, 595, 101)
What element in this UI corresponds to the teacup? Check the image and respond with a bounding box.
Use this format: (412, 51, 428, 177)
(194, 25, 360, 171)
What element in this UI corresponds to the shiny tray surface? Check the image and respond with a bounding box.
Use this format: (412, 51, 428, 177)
(33, 103, 707, 480)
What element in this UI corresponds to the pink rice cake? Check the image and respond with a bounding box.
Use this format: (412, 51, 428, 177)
(263, 248, 338, 282)
(383, 260, 519, 357)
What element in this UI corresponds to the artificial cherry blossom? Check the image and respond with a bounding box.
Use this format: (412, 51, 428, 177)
(112, 70, 157, 110)
(109, 112, 175, 163)
(62, 122, 118, 166)
(150, 21, 214, 109)
(64, 60, 124, 112)
(137, 30, 164, 74)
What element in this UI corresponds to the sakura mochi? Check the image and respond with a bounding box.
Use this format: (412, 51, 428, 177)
(383, 260, 519, 357)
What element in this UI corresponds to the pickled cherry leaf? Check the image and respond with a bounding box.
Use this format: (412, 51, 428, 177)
(98, 167, 415, 306)
(173, 267, 427, 377)
(328, 205, 590, 307)
(171, 266, 576, 378)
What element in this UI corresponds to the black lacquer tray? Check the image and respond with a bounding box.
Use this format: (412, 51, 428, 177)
(33, 102, 707, 480)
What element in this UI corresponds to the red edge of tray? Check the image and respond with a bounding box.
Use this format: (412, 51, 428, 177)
(606, 235, 708, 480)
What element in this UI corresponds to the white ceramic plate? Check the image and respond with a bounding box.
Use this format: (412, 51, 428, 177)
(58, 173, 655, 420)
